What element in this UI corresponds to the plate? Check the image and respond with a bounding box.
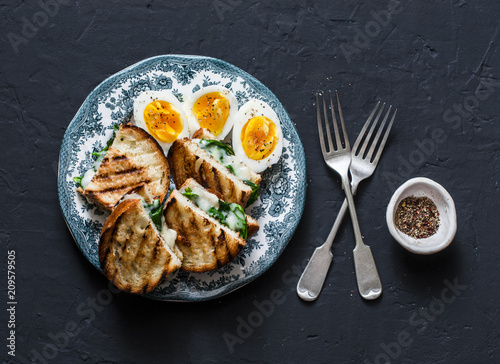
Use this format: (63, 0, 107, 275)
(58, 55, 306, 301)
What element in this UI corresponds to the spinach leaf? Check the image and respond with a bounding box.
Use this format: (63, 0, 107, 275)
(243, 180, 259, 206)
(73, 176, 83, 188)
(209, 200, 248, 239)
(199, 139, 235, 156)
(144, 200, 163, 231)
(91, 124, 120, 158)
(217, 199, 231, 213)
(208, 206, 225, 222)
(103, 124, 120, 152)
(230, 203, 248, 239)
(182, 187, 199, 201)
(91, 150, 107, 159)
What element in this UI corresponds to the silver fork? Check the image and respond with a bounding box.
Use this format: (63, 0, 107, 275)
(297, 92, 395, 301)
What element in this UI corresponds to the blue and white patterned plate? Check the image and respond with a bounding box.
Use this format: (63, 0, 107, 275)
(58, 55, 306, 301)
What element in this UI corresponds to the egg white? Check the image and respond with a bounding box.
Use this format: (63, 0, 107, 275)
(184, 86, 238, 140)
(133, 90, 189, 153)
(232, 99, 283, 173)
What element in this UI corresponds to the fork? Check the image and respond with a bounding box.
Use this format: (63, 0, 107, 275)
(297, 92, 395, 301)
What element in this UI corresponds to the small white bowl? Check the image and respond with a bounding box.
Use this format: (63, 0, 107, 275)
(386, 177, 457, 255)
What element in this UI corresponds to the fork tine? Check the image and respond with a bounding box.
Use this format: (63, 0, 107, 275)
(328, 91, 342, 150)
(321, 93, 335, 153)
(356, 103, 385, 158)
(366, 105, 392, 161)
(352, 101, 380, 153)
(372, 109, 397, 165)
(316, 94, 327, 156)
(335, 91, 350, 150)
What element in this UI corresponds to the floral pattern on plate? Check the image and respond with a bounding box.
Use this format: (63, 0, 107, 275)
(58, 55, 306, 301)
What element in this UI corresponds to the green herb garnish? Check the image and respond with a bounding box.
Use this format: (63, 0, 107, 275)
(144, 200, 163, 231)
(91, 150, 107, 159)
(243, 180, 259, 206)
(94, 124, 120, 156)
(182, 187, 199, 201)
(208, 206, 225, 222)
(73, 176, 83, 188)
(199, 139, 235, 156)
(208, 200, 248, 239)
(226, 165, 235, 174)
(102, 124, 120, 152)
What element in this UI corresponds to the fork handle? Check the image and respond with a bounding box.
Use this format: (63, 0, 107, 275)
(296, 199, 349, 301)
(353, 243, 382, 300)
(342, 179, 382, 300)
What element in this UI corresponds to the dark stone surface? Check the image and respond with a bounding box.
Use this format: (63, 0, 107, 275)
(1, 0, 499, 363)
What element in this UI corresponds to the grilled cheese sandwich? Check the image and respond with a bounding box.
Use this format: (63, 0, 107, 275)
(164, 178, 259, 272)
(76, 123, 170, 211)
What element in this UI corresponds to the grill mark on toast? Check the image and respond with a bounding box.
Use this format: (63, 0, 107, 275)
(229, 181, 235, 202)
(87, 186, 128, 197)
(177, 234, 191, 248)
(212, 166, 222, 191)
(108, 210, 133, 277)
(215, 229, 229, 268)
(151, 237, 163, 261)
(188, 213, 198, 236)
(93, 167, 146, 181)
(101, 155, 128, 165)
(198, 160, 206, 185)
(161, 251, 172, 278)
(89, 180, 151, 194)
(209, 227, 220, 268)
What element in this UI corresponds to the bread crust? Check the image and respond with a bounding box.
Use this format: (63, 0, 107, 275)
(246, 215, 259, 239)
(191, 128, 217, 139)
(78, 123, 170, 211)
(167, 137, 261, 207)
(99, 197, 181, 294)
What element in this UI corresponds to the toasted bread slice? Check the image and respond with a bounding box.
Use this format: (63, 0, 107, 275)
(77, 123, 170, 211)
(164, 179, 258, 272)
(167, 135, 261, 207)
(99, 187, 182, 294)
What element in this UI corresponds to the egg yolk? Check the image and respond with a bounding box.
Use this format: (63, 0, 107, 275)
(240, 116, 278, 160)
(192, 92, 230, 136)
(143, 100, 184, 143)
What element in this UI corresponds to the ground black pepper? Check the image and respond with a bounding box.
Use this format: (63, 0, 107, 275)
(395, 196, 440, 239)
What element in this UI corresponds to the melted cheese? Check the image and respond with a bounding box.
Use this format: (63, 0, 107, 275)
(180, 183, 245, 234)
(160, 219, 177, 250)
(180, 185, 219, 212)
(195, 139, 253, 181)
(226, 212, 243, 232)
(119, 193, 177, 250)
(80, 153, 105, 190)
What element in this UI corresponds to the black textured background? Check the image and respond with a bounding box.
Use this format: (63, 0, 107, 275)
(1, 0, 499, 363)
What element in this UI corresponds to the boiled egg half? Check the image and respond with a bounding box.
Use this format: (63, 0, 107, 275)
(232, 99, 283, 173)
(133, 90, 189, 152)
(185, 86, 238, 140)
